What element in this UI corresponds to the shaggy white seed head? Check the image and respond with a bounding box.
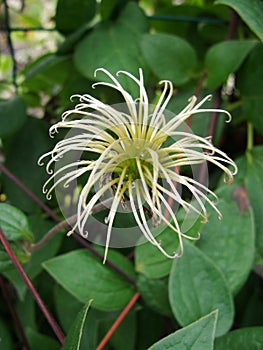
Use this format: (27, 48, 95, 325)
(39, 68, 237, 263)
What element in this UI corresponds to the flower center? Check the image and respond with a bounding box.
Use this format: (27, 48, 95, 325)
(116, 157, 152, 181)
(110, 138, 155, 181)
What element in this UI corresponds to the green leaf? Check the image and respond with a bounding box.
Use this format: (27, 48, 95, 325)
(215, 0, 263, 41)
(197, 197, 255, 294)
(54, 284, 83, 332)
(216, 147, 263, 261)
(57, 22, 96, 55)
(55, 0, 96, 34)
(74, 2, 148, 89)
(2, 118, 54, 212)
(43, 249, 136, 310)
(205, 40, 256, 89)
(214, 327, 263, 350)
(0, 203, 33, 272)
(135, 227, 175, 280)
(237, 44, 263, 135)
(25, 328, 60, 350)
(0, 204, 33, 272)
(148, 311, 218, 350)
(3, 216, 62, 300)
(242, 97, 263, 135)
(16, 292, 36, 330)
(64, 300, 92, 350)
(236, 44, 263, 97)
(99, 0, 118, 20)
(135, 213, 203, 279)
(0, 316, 13, 350)
(245, 147, 263, 254)
(0, 97, 27, 138)
(101, 311, 137, 350)
(54, 285, 100, 350)
(22, 54, 73, 98)
(0, 203, 33, 242)
(140, 33, 197, 85)
(137, 274, 172, 316)
(169, 242, 234, 337)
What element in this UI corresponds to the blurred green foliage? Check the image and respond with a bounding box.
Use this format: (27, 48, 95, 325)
(0, 0, 263, 349)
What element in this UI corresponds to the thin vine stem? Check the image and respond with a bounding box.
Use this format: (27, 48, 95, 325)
(0, 163, 61, 223)
(0, 164, 136, 285)
(31, 198, 113, 252)
(0, 276, 31, 350)
(0, 227, 65, 345)
(96, 292, 140, 350)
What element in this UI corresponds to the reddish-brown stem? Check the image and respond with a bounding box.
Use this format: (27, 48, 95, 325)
(0, 163, 60, 223)
(208, 88, 222, 138)
(0, 164, 136, 285)
(96, 292, 140, 350)
(0, 276, 31, 350)
(0, 227, 65, 345)
(186, 71, 208, 128)
(198, 89, 222, 186)
(227, 8, 239, 40)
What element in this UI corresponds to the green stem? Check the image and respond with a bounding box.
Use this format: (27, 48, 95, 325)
(247, 122, 254, 151)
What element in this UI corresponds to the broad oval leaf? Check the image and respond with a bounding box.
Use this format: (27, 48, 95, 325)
(169, 242, 234, 337)
(140, 33, 197, 85)
(215, 0, 263, 42)
(197, 197, 255, 294)
(74, 2, 148, 86)
(214, 327, 263, 350)
(205, 40, 256, 89)
(148, 311, 218, 350)
(43, 249, 136, 310)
